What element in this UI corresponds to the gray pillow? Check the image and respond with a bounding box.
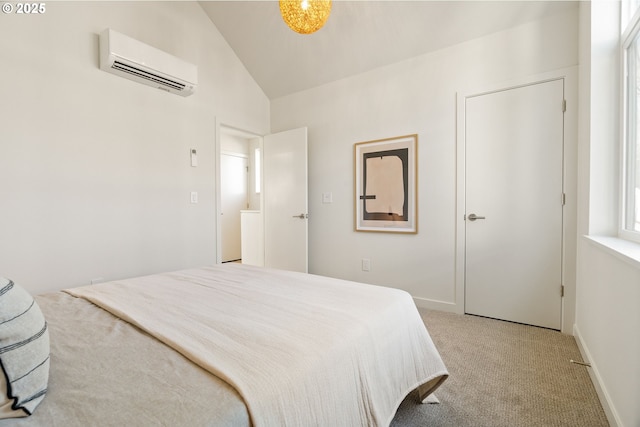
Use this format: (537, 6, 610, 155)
(0, 277, 50, 419)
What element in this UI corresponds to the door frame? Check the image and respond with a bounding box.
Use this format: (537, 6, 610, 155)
(454, 67, 578, 334)
(215, 120, 263, 265)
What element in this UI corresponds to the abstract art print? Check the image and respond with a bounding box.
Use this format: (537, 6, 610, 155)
(354, 134, 417, 233)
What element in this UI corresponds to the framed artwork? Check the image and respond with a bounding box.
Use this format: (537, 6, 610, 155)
(354, 134, 417, 233)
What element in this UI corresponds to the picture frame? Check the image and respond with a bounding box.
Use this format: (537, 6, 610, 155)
(354, 134, 417, 233)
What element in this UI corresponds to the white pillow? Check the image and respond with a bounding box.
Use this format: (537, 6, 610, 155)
(0, 278, 50, 419)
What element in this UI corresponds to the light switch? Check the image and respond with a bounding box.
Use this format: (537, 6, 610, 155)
(322, 192, 333, 204)
(190, 191, 198, 204)
(190, 149, 198, 167)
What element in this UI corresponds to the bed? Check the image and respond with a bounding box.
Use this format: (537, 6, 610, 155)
(1, 264, 448, 426)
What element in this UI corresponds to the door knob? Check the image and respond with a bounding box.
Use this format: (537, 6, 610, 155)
(467, 213, 486, 221)
(292, 213, 308, 219)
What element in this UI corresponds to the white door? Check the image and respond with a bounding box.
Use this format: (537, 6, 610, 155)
(464, 79, 564, 330)
(263, 127, 308, 273)
(220, 153, 248, 262)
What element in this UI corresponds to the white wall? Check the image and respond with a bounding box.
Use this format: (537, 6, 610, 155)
(575, 239, 640, 427)
(575, 2, 640, 426)
(0, 2, 270, 295)
(271, 9, 579, 312)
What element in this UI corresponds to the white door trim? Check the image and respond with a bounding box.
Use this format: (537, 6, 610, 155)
(455, 67, 578, 333)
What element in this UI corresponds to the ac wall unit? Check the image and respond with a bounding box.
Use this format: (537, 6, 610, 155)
(99, 28, 197, 97)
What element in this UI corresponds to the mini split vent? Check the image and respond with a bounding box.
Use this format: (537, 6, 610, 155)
(111, 60, 186, 92)
(99, 29, 197, 97)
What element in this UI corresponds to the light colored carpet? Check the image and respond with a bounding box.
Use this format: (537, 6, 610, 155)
(391, 309, 609, 427)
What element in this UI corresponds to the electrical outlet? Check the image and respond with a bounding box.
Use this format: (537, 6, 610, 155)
(362, 259, 371, 272)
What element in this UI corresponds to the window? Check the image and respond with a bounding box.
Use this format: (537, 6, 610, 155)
(254, 148, 261, 193)
(622, 3, 640, 241)
(624, 0, 640, 27)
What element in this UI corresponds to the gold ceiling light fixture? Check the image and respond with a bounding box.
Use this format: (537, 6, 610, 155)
(279, 0, 332, 35)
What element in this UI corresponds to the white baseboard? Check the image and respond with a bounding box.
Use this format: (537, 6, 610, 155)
(412, 296, 463, 314)
(573, 324, 622, 427)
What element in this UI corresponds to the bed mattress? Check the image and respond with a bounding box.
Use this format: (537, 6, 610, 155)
(1, 264, 447, 426)
(2, 291, 249, 427)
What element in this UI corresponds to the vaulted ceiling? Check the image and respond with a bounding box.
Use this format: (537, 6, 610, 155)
(200, 1, 578, 99)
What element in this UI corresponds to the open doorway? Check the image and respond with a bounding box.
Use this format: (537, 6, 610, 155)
(220, 152, 247, 262)
(216, 124, 308, 272)
(217, 125, 262, 264)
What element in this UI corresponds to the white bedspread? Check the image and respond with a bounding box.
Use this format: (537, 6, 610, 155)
(65, 264, 448, 427)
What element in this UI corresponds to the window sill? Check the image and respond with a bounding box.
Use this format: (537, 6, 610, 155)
(584, 235, 640, 270)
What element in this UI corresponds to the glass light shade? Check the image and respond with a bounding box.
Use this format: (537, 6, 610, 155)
(279, 0, 332, 35)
